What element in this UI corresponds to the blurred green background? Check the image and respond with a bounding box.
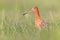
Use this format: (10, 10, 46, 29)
(0, 0, 60, 40)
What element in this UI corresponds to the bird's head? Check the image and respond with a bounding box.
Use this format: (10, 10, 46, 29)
(32, 6, 38, 11)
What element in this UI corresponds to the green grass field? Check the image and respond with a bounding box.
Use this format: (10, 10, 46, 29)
(0, 0, 60, 40)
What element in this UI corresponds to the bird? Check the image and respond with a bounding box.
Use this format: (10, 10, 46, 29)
(23, 6, 48, 29)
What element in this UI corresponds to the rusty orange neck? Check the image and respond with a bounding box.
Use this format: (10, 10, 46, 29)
(32, 7, 41, 20)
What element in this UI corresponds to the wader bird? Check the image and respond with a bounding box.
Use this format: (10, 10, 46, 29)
(23, 6, 48, 29)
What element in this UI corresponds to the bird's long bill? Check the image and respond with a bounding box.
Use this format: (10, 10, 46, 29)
(22, 9, 32, 16)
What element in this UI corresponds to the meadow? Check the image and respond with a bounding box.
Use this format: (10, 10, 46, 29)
(0, 0, 60, 40)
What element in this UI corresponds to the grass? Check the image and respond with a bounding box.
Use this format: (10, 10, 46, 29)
(0, 0, 60, 40)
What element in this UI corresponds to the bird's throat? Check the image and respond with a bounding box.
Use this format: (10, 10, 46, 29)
(34, 9, 41, 20)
